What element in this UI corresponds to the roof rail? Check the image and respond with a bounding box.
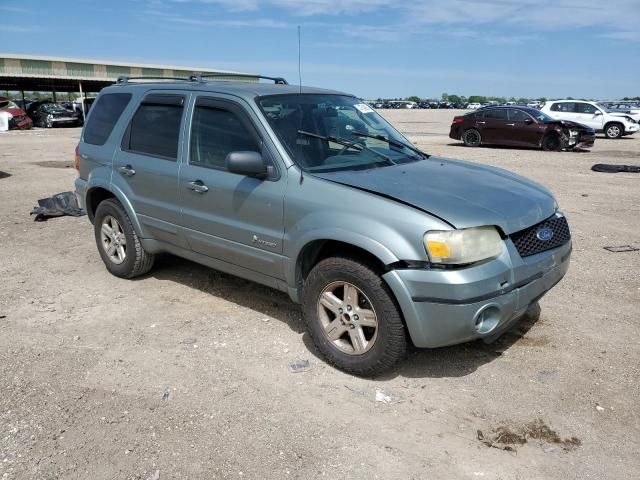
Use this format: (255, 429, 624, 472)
(116, 75, 191, 84)
(190, 72, 289, 85)
(115, 72, 289, 86)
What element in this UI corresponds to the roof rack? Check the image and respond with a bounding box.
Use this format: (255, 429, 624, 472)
(116, 73, 289, 86)
(189, 72, 289, 85)
(116, 75, 191, 84)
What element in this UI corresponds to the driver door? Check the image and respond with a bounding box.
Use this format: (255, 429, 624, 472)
(178, 95, 287, 281)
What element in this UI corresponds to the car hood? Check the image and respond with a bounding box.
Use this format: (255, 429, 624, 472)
(312, 158, 557, 235)
(607, 112, 637, 121)
(544, 119, 594, 132)
(1, 107, 26, 117)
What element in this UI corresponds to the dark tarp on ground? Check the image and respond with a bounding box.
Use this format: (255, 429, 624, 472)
(31, 191, 86, 221)
(591, 164, 640, 173)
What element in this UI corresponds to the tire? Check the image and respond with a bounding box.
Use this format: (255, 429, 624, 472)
(93, 198, 154, 278)
(462, 128, 482, 147)
(604, 122, 623, 139)
(541, 133, 561, 151)
(302, 256, 408, 376)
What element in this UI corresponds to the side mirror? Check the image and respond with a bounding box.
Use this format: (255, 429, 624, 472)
(594, 110, 602, 116)
(524, 118, 534, 124)
(225, 151, 267, 177)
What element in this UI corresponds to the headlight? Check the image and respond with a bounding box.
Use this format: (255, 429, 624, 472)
(424, 226, 502, 265)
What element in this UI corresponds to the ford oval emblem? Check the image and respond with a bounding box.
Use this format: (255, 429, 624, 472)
(536, 227, 554, 241)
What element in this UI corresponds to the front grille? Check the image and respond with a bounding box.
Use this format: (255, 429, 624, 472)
(510, 214, 571, 257)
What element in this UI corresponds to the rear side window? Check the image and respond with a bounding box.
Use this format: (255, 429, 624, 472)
(83, 93, 131, 145)
(483, 109, 508, 120)
(190, 104, 260, 170)
(125, 94, 184, 160)
(550, 102, 575, 112)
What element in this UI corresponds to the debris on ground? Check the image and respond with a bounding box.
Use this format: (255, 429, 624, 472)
(596, 404, 605, 412)
(287, 359, 310, 373)
(162, 391, 170, 401)
(477, 419, 581, 452)
(591, 163, 640, 173)
(30, 191, 86, 221)
(375, 389, 392, 404)
(603, 245, 639, 253)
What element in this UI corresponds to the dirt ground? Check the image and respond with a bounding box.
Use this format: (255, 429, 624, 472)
(1, 109, 639, 480)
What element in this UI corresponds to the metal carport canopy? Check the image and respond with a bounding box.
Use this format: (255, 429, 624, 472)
(0, 53, 258, 93)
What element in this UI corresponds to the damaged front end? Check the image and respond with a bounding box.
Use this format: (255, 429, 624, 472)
(556, 120, 595, 150)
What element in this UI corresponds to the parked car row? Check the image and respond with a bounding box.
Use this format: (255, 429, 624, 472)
(0, 97, 33, 130)
(449, 98, 638, 150)
(0, 98, 94, 130)
(449, 105, 596, 151)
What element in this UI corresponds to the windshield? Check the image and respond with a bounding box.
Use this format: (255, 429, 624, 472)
(258, 94, 424, 172)
(42, 103, 69, 113)
(0, 100, 19, 110)
(596, 103, 616, 113)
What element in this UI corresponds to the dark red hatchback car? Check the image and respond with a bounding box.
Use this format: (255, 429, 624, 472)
(449, 106, 595, 151)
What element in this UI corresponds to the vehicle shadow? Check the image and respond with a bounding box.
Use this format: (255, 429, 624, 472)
(446, 142, 591, 153)
(147, 254, 306, 335)
(146, 254, 542, 379)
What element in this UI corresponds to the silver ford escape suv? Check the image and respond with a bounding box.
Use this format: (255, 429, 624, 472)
(75, 73, 571, 375)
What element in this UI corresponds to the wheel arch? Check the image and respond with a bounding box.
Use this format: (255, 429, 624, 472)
(288, 235, 398, 303)
(86, 184, 145, 238)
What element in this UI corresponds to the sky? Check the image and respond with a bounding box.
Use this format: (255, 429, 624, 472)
(1, 0, 639, 99)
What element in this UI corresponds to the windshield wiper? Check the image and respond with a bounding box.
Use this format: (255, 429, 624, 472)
(351, 131, 430, 159)
(297, 130, 396, 165)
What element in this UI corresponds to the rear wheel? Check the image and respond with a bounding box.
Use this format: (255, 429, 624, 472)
(541, 133, 561, 151)
(302, 256, 408, 376)
(462, 128, 482, 147)
(604, 122, 623, 139)
(94, 198, 154, 278)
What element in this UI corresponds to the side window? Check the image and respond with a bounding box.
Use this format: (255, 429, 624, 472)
(125, 94, 184, 160)
(483, 109, 508, 120)
(508, 109, 530, 122)
(190, 104, 260, 170)
(551, 102, 574, 112)
(84, 93, 132, 145)
(577, 103, 597, 114)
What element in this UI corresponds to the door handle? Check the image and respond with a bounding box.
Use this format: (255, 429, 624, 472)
(118, 165, 136, 177)
(506, 123, 515, 126)
(186, 181, 209, 193)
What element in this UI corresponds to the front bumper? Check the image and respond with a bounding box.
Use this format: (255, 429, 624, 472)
(383, 239, 571, 348)
(625, 124, 639, 134)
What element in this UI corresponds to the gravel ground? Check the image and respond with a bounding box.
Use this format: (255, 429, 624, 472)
(0, 109, 638, 480)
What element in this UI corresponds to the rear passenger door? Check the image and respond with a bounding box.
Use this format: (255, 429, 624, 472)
(114, 91, 188, 247)
(479, 108, 509, 143)
(178, 95, 287, 281)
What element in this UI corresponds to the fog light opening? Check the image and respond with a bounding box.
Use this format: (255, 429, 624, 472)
(474, 306, 502, 334)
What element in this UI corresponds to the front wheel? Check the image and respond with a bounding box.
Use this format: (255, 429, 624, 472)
(302, 256, 408, 376)
(541, 133, 561, 151)
(94, 198, 155, 278)
(604, 122, 623, 139)
(462, 128, 482, 147)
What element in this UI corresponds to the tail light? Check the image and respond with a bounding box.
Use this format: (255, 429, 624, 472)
(74, 145, 80, 171)
(452, 117, 464, 124)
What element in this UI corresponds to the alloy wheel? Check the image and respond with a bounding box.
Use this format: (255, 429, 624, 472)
(100, 215, 127, 264)
(317, 281, 378, 355)
(607, 125, 621, 138)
